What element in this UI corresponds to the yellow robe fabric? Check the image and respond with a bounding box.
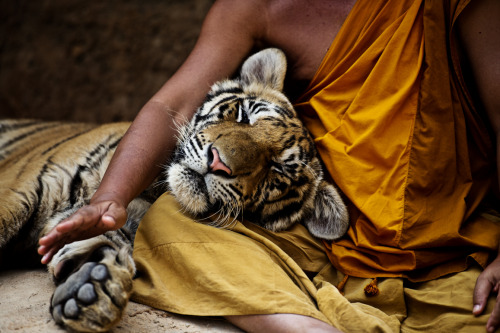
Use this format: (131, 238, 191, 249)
(294, 0, 499, 281)
(132, 194, 498, 332)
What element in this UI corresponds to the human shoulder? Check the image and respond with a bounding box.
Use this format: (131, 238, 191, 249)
(206, 0, 270, 41)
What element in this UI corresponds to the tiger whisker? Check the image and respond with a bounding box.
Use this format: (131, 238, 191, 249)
(152, 179, 168, 189)
(174, 205, 193, 219)
(206, 205, 227, 227)
(225, 205, 241, 230)
(171, 116, 193, 144)
(218, 204, 233, 228)
(224, 206, 238, 229)
(204, 205, 226, 225)
(218, 199, 243, 230)
(207, 199, 239, 229)
(298, 159, 318, 178)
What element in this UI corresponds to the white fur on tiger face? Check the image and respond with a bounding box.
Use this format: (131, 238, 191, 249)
(167, 48, 349, 240)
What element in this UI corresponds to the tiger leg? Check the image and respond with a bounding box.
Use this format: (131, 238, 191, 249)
(45, 198, 149, 332)
(47, 232, 135, 332)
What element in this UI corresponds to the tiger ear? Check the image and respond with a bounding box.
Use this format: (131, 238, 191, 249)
(304, 181, 349, 241)
(240, 48, 287, 91)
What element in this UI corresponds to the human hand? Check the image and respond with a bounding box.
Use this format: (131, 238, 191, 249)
(37, 200, 127, 264)
(473, 255, 500, 333)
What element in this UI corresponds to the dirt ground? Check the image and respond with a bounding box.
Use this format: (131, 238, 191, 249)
(0, 1, 243, 332)
(0, 269, 241, 333)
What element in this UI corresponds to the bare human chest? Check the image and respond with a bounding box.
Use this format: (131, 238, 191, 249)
(255, 0, 356, 99)
(263, 0, 356, 84)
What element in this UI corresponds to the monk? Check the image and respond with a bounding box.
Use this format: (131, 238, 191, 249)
(39, 0, 500, 332)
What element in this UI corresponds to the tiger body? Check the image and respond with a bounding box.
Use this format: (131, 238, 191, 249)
(0, 120, 129, 257)
(0, 48, 348, 332)
(0, 120, 154, 331)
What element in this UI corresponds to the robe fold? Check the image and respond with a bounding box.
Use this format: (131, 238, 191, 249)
(294, 0, 498, 281)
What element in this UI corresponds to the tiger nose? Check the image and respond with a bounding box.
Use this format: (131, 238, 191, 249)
(208, 147, 232, 176)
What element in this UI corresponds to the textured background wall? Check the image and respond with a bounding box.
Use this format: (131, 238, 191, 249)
(0, 0, 212, 123)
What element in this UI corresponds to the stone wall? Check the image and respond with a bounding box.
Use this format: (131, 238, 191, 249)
(0, 0, 212, 122)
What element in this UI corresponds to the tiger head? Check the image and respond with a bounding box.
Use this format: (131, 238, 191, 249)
(166, 48, 349, 240)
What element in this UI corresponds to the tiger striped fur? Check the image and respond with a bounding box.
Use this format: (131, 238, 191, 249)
(0, 48, 348, 332)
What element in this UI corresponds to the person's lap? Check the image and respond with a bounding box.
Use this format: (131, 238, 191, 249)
(131, 193, 493, 332)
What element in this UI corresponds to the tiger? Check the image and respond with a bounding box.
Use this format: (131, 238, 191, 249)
(0, 48, 349, 332)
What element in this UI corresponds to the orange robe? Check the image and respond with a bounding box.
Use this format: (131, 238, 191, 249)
(294, 0, 499, 281)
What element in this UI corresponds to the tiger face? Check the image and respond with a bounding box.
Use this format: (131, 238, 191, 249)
(167, 48, 349, 240)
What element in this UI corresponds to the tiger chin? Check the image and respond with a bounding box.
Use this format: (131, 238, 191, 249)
(167, 48, 349, 240)
(0, 48, 348, 333)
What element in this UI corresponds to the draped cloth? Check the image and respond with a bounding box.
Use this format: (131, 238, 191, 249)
(132, 194, 498, 332)
(294, 0, 498, 281)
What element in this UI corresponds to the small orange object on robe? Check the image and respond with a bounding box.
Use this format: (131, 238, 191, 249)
(294, 0, 499, 281)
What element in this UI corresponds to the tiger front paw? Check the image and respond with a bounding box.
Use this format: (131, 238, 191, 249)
(50, 247, 134, 332)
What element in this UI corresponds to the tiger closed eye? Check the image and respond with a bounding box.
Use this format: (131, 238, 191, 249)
(271, 163, 285, 174)
(236, 104, 249, 124)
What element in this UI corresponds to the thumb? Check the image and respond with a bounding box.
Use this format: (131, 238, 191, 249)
(473, 273, 494, 315)
(101, 203, 127, 230)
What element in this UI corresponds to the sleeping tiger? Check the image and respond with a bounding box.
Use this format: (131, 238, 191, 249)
(0, 48, 349, 332)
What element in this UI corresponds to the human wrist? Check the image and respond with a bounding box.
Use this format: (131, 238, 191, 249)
(89, 190, 129, 208)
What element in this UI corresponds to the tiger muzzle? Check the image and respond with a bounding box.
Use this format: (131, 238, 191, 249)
(207, 128, 268, 178)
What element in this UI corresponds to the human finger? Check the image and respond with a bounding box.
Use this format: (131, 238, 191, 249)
(38, 208, 97, 250)
(37, 202, 126, 263)
(39, 224, 107, 264)
(55, 206, 101, 233)
(38, 221, 69, 248)
(38, 209, 100, 260)
(473, 272, 494, 315)
(40, 244, 62, 265)
(101, 203, 127, 230)
(486, 291, 500, 333)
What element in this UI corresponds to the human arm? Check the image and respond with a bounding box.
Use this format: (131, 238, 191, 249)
(38, 0, 267, 263)
(456, 0, 500, 332)
(457, 0, 500, 191)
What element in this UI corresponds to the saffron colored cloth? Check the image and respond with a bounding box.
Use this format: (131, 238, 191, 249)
(294, 0, 499, 281)
(132, 194, 497, 332)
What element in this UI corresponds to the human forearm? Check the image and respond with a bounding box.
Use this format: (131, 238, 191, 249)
(38, 101, 188, 263)
(92, 101, 180, 207)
